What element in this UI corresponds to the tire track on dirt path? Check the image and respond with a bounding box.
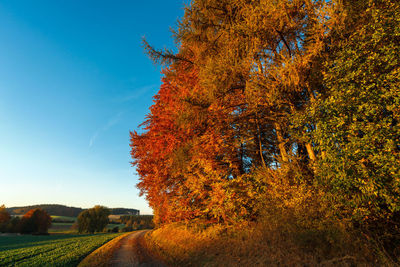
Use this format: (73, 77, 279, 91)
(109, 230, 166, 267)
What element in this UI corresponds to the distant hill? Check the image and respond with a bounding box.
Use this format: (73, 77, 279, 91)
(7, 204, 139, 217)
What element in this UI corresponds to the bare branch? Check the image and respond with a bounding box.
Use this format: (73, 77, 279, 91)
(142, 38, 194, 66)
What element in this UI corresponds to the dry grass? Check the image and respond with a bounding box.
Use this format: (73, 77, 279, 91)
(145, 170, 397, 266)
(145, 220, 391, 266)
(78, 232, 131, 267)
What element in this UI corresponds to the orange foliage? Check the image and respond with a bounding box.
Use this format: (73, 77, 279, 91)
(131, 59, 198, 224)
(22, 208, 52, 234)
(132, 0, 335, 225)
(0, 205, 10, 224)
(131, 51, 260, 224)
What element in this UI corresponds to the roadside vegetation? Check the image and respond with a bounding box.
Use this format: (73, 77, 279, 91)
(146, 214, 384, 266)
(0, 233, 122, 266)
(132, 0, 400, 265)
(78, 232, 131, 267)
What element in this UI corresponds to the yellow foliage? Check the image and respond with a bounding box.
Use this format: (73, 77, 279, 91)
(144, 167, 394, 266)
(145, 219, 382, 266)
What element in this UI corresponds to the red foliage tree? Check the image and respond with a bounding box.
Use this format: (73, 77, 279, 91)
(20, 208, 52, 234)
(0, 205, 10, 224)
(131, 50, 259, 224)
(131, 59, 198, 224)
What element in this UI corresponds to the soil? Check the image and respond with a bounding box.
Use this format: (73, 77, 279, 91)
(109, 230, 166, 267)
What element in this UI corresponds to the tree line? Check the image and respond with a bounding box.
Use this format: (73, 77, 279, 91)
(0, 205, 113, 234)
(130, 0, 399, 256)
(7, 204, 84, 217)
(119, 215, 154, 231)
(7, 204, 139, 217)
(0, 205, 52, 234)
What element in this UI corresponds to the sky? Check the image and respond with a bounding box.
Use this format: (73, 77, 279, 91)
(0, 0, 187, 214)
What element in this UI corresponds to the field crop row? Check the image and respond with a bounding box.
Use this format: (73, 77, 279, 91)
(0, 233, 122, 266)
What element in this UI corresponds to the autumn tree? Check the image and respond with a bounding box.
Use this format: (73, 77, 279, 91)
(134, 0, 339, 224)
(0, 205, 10, 224)
(301, 0, 400, 223)
(132, 0, 400, 238)
(133, 0, 338, 225)
(0, 205, 11, 232)
(131, 57, 202, 224)
(77, 206, 110, 234)
(175, 0, 336, 168)
(20, 208, 52, 234)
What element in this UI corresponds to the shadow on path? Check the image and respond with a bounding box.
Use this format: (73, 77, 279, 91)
(109, 230, 166, 267)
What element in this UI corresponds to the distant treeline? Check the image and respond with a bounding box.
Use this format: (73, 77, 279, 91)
(7, 204, 139, 217)
(8, 205, 84, 217)
(1, 206, 51, 234)
(119, 215, 154, 231)
(110, 208, 140, 216)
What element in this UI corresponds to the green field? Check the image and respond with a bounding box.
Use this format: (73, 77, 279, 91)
(48, 222, 75, 234)
(49, 216, 77, 233)
(106, 223, 125, 230)
(48, 215, 126, 234)
(48, 223, 126, 234)
(0, 233, 122, 266)
(51, 216, 77, 222)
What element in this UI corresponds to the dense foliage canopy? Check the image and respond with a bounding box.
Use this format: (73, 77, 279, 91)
(20, 208, 52, 234)
(130, 0, 400, 254)
(77, 206, 110, 234)
(0, 205, 10, 224)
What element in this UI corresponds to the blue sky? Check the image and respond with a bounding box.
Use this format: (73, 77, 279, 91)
(0, 1, 186, 214)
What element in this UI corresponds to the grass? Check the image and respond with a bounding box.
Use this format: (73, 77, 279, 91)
(106, 224, 125, 230)
(48, 222, 75, 234)
(51, 216, 77, 222)
(78, 232, 132, 267)
(0, 233, 122, 266)
(49, 216, 77, 233)
(48, 222, 126, 234)
(145, 221, 384, 266)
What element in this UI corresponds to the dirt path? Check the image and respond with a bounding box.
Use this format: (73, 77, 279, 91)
(109, 230, 166, 267)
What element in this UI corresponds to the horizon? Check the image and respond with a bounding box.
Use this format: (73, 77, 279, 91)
(6, 203, 141, 211)
(5, 203, 151, 216)
(0, 1, 187, 214)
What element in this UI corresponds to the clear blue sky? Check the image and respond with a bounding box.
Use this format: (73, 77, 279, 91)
(0, 1, 186, 214)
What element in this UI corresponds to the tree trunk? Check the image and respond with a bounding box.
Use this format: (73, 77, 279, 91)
(305, 143, 316, 162)
(274, 122, 289, 162)
(255, 112, 267, 169)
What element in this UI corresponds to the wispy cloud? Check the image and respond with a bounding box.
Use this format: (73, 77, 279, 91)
(89, 111, 125, 148)
(89, 132, 99, 147)
(88, 84, 157, 147)
(115, 84, 157, 103)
